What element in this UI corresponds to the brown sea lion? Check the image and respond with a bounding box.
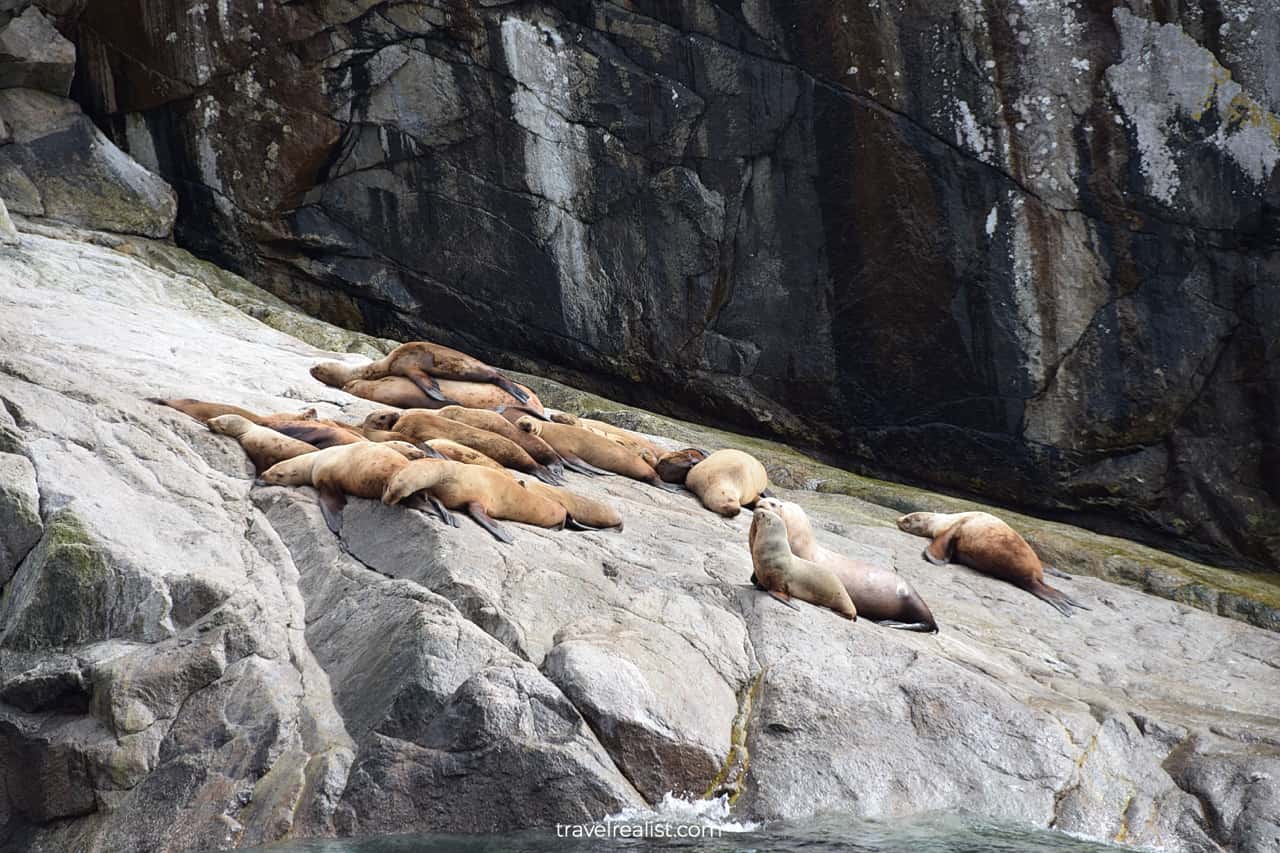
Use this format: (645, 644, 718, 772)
(311, 341, 533, 405)
(758, 499, 937, 631)
(512, 475, 624, 531)
(382, 459, 567, 542)
(749, 509, 857, 619)
(437, 405, 566, 482)
(342, 376, 544, 414)
(362, 409, 559, 484)
(655, 448, 709, 485)
(147, 397, 263, 423)
(424, 439, 509, 473)
(264, 417, 365, 449)
(896, 511, 1088, 616)
(515, 417, 677, 490)
(685, 449, 769, 517)
(207, 414, 318, 474)
(259, 441, 426, 533)
(548, 412, 663, 461)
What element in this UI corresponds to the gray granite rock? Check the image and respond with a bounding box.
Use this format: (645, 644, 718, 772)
(0, 223, 1276, 852)
(0, 6, 73, 95)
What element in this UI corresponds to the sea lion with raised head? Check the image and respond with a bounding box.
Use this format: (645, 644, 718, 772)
(342, 376, 545, 414)
(437, 405, 566, 482)
(516, 417, 677, 490)
(512, 475, 623, 531)
(311, 341, 533, 405)
(685, 449, 769, 517)
(758, 498, 937, 631)
(896, 511, 1088, 616)
(383, 459, 567, 542)
(749, 509, 857, 619)
(363, 409, 559, 484)
(207, 414, 318, 474)
(655, 448, 709, 485)
(259, 441, 426, 533)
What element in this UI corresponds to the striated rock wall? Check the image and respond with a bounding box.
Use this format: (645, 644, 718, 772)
(43, 0, 1280, 570)
(0, 221, 1277, 851)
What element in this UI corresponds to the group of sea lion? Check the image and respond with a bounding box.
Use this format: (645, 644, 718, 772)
(152, 339, 1087, 625)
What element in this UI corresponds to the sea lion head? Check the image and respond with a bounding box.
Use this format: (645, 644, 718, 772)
(704, 482, 742, 517)
(896, 512, 935, 536)
(655, 448, 708, 484)
(207, 414, 254, 437)
(549, 412, 578, 425)
(310, 361, 352, 388)
(363, 410, 401, 431)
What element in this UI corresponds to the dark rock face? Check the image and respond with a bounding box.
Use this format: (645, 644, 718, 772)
(53, 1, 1280, 567)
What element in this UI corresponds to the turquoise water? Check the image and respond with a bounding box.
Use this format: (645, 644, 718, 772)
(247, 812, 1126, 853)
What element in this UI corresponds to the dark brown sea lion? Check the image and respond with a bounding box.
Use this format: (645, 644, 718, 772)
(655, 448, 709, 485)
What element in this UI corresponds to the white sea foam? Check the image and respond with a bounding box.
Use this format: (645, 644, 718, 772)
(603, 792, 761, 833)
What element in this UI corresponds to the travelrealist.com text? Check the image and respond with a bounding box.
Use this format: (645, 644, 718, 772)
(556, 822, 724, 839)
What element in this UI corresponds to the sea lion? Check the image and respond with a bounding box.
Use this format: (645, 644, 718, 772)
(685, 449, 769, 517)
(515, 417, 677, 490)
(437, 405, 567, 481)
(265, 417, 365, 449)
(896, 511, 1088, 616)
(342, 376, 544, 414)
(148, 397, 263, 423)
(207, 414, 318, 474)
(424, 439, 509, 473)
(512, 475, 624, 531)
(383, 459, 567, 542)
(749, 509, 857, 619)
(363, 409, 559, 484)
(259, 441, 426, 533)
(548, 413, 663, 461)
(758, 499, 937, 631)
(311, 341, 533, 405)
(655, 448, 709, 485)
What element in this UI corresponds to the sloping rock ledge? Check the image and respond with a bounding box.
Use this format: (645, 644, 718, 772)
(0, 221, 1277, 853)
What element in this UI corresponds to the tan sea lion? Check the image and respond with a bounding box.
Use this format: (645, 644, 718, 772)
(147, 397, 263, 423)
(311, 341, 534, 405)
(749, 509, 857, 619)
(259, 441, 426, 533)
(685, 449, 769, 517)
(896, 511, 1088, 616)
(548, 412, 663, 460)
(424, 439, 509, 472)
(363, 409, 559, 483)
(515, 417, 677, 490)
(758, 499, 937, 631)
(207, 414, 317, 474)
(383, 459, 567, 542)
(342, 376, 544, 414)
(437, 405, 567, 482)
(512, 475, 624, 531)
(655, 448, 709, 484)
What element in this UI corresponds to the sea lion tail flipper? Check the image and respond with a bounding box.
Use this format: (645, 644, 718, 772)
(404, 368, 451, 403)
(317, 487, 346, 534)
(467, 502, 513, 543)
(493, 376, 531, 404)
(531, 465, 562, 486)
(418, 443, 445, 459)
(1028, 580, 1088, 616)
(923, 529, 956, 566)
(1042, 564, 1073, 580)
(560, 454, 612, 476)
(426, 496, 458, 527)
(650, 476, 683, 493)
(767, 590, 802, 612)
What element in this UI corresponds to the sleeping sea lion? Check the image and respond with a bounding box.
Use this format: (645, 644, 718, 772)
(342, 376, 544, 414)
(363, 409, 559, 484)
(516, 417, 676, 490)
(437, 405, 566, 481)
(655, 448, 709, 484)
(548, 412, 663, 461)
(424, 439, 509, 472)
(207, 414, 317, 474)
(685, 449, 769, 517)
(311, 341, 533, 405)
(749, 509, 857, 619)
(511, 475, 624, 531)
(896, 511, 1088, 616)
(758, 499, 937, 631)
(259, 441, 426, 533)
(382, 459, 567, 542)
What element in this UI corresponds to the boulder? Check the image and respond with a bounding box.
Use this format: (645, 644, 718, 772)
(0, 5, 74, 95)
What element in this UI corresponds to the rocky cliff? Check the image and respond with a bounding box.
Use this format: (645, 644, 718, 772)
(1, 219, 1278, 852)
(27, 0, 1278, 570)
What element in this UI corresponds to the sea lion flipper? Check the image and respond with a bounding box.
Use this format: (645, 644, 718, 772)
(318, 487, 346, 534)
(767, 589, 802, 612)
(404, 368, 450, 402)
(493, 376, 531, 404)
(418, 442, 446, 459)
(467, 502, 513, 543)
(560, 454, 612, 476)
(650, 476, 683, 493)
(1028, 580, 1087, 616)
(532, 465, 563, 486)
(1043, 564, 1073, 580)
(876, 620, 940, 633)
(923, 529, 956, 565)
(429, 496, 459, 527)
